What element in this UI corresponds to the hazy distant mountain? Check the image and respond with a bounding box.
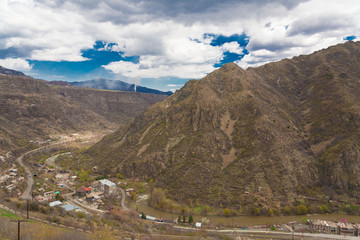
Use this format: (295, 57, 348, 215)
(0, 75, 167, 155)
(70, 78, 173, 96)
(0, 65, 26, 76)
(86, 41, 360, 212)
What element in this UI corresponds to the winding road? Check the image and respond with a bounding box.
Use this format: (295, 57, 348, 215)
(119, 187, 129, 211)
(16, 141, 68, 200)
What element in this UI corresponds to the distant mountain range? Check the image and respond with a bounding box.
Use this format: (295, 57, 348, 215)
(64, 79, 172, 96)
(0, 66, 172, 96)
(0, 66, 26, 76)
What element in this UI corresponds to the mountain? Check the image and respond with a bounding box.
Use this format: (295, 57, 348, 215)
(0, 65, 26, 76)
(86, 41, 360, 211)
(69, 78, 173, 96)
(0, 75, 167, 155)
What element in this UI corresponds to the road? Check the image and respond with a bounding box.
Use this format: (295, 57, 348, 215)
(119, 187, 129, 211)
(16, 141, 69, 200)
(173, 226, 360, 240)
(17, 153, 33, 200)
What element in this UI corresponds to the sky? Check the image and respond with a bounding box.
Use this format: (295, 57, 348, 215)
(0, 0, 359, 92)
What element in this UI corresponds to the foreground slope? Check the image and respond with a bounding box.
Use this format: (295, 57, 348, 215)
(87, 41, 360, 209)
(0, 75, 167, 154)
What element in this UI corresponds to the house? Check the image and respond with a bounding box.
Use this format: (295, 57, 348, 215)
(9, 172, 17, 177)
(62, 204, 79, 212)
(55, 173, 70, 181)
(91, 180, 100, 191)
(99, 179, 116, 195)
(44, 191, 54, 201)
(76, 186, 91, 197)
(49, 201, 62, 207)
(86, 192, 103, 202)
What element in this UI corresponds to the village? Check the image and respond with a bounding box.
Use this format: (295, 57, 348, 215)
(3, 146, 360, 239)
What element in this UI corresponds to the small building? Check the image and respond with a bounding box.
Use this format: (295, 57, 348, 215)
(49, 201, 62, 207)
(62, 204, 79, 212)
(99, 179, 116, 195)
(9, 169, 17, 173)
(91, 180, 100, 191)
(76, 186, 91, 197)
(195, 222, 202, 228)
(86, 192, 103, 202)
(55, 173, 70, 180)
(44, 191, 54, 201)
(9, 172, 17, 177)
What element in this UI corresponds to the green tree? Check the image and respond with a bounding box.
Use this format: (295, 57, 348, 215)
(296, 204, 308, 215)
(319, 204, 330, 213)
(182, 215, 186, 223)
(268, 208, 274, 216)
(141, 212, 146, 219)
(253, 207, 260, 216)
(223, 208, 231, 217)
(188, 215, 194, 224)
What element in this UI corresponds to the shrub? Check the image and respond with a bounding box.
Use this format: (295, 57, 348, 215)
(296, 204, 308, 215)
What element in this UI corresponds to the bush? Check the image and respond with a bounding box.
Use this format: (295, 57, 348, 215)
(296, 204, 308, 215)
(223, 208, 231, 217)
(319, 204, 330, 213)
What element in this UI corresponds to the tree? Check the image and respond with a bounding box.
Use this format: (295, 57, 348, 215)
(182, 215, 186, 223)
(188, 215, 194, 224)
(178, 216, 182, 223)
(141, 213, 146, 219)
(130, 191, 137, 201)
(296, 204, 308, 215)
(268, 208, 274, 216)
(319, 204, 330, 213)
(223, 208, 231, 217)
(201, 205, 211, 215)
(55, 193, 64, 201)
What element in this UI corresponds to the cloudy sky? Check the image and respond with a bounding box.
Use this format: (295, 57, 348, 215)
(0, 0, 359, 92)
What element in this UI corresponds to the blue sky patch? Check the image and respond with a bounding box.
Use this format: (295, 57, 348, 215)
(28, 41, 139, 81)
(343, 35, 356, 41)
(201, 33, 250, 67)
(204, 33, 250, 47)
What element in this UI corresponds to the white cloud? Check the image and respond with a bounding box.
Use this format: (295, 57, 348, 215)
(0, 0, 359, 81)
(103, 60, 215, 79)
(0, 58, 32, 72)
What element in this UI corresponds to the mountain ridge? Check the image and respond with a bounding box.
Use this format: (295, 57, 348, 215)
(85, 41, 360, 212)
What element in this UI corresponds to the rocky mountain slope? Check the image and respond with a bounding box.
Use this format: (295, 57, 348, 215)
(86, 41, 360, 210)
(0, 75, 167, 155)
(0, 65, 26, 76)
(69, 78, 173, 96)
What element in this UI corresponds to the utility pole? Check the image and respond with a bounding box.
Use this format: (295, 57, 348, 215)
(10, 220, 28, 240)
(26, 200, 29, 219)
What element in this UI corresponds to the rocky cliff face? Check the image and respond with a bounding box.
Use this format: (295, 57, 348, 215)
(86, 41, 360, 209)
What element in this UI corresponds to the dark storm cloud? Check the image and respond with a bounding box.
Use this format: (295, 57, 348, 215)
(35, 0, 308, 24)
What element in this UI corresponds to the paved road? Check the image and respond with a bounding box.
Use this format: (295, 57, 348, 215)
(119, 187, 129, 211)
(174, 226, 360, 240)
(17, 141, 68, 200)
(17, 153, 33, 200)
